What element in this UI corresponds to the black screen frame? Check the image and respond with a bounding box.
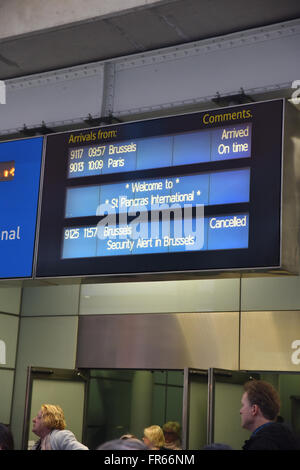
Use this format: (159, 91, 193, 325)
(36, 99, 283, 279)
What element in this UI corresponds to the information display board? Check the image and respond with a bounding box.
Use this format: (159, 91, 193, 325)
(0, 137, 43, 278)
(36, 100, 284, 279)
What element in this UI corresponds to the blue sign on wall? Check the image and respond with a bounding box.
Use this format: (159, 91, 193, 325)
(0, 137, 43, 278)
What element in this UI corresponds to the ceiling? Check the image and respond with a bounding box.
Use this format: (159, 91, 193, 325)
(0, 0, 300, 80)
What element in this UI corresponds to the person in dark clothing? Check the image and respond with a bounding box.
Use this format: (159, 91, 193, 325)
(242, 422, 299, 450)
(0, 423, 14, 450)
(240, 379, 300, 450)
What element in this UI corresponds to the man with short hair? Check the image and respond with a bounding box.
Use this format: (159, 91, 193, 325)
(240, 380, 299, 450)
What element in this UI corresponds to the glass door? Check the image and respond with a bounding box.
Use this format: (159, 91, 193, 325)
(85, 368, 184, 449)
(182, 368, 209, 450)
(207, 368, 259, 450)
(22, 366, 88, 450)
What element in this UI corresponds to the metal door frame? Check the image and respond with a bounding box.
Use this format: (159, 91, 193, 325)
(22, 365, 89, 450)
(182, 368, 189, 450)
(207, 368, 260, 445)
(182, 367, 209, 449)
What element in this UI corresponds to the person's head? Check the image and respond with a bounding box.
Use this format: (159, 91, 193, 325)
(97, 438, 148, 450)
(32, 404, 66, 438)
(143, 425, 165, 449)
(0, 423, 14, 450)
(162, 421, 181, 444)
(240, 380, 280, 431)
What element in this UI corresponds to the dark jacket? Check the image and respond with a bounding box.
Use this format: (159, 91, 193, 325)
(242, 422, 300, 450)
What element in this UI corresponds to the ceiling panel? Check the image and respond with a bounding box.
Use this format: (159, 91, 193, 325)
(0, 0, 299, 79)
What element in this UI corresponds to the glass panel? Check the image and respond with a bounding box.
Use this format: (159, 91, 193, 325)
(166, 386, 183, 424)
(214, 381, 250, 449)
(250, 372, 300, 443)
(210, 369, 259, 450)
(152, 383, 166, 427)
(276, 373, 300, 429)
(167, 370, 184, 387)
(188, 371, 208, 450)
(291, 397, 300, 438)
(85, 369, 184, 450)
(80, 279, 240, 315)
(153, 370, 167, 384)
(28, 379, 85, 449)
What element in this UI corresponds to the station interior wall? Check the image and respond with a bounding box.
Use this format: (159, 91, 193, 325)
(0, 16, 299, 449)
(1, 275, 300, 448)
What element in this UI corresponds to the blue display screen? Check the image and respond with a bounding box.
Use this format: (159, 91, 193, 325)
(63, 122, 252, 259)
(67, 123, 252, 178)
(0, 137, 43, 278)
(63, 124, 252, 260)
(38, 99, 285, 278)
(65, 168, 250, 218)
(62, 213, 249, 259)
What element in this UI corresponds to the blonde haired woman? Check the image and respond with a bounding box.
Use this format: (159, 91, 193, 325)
(31, 404, 88, 450)
(143, 425, 166, 450)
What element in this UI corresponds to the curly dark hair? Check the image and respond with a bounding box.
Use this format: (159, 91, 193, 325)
(243, 380, 280, 420)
